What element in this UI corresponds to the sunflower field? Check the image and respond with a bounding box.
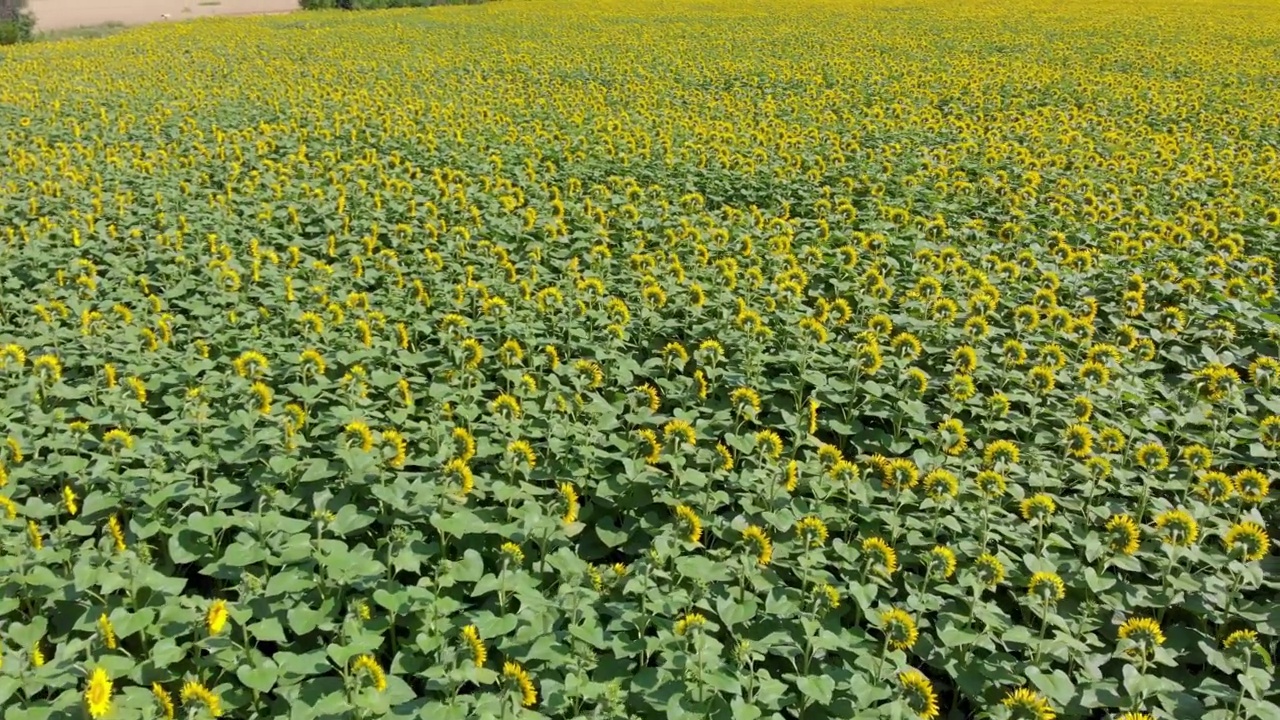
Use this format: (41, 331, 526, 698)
(1, 0, 1279, 718)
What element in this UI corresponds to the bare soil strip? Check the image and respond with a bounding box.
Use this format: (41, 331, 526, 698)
(28, 0, 299, 32)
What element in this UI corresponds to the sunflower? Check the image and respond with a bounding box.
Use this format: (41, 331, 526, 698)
(1224, 521, 1269, 562)
(673, 612, 708, 636)
(795, 516, 829, 548)
(898, 668, 940, 719)
(1194, 471, 1234, 504)
(882, 458, 920, 490)
(502, 661, 537, 707)
(879, 608, 919, 650)
(1260, 416, 1280, 449)
(1020, 493, 1057, 522)
(558, 482, 580, 525)
(862, 536, 898, 577)
(950, 373, 977, 401)
(180, 681, 222, 718)
(1180, 443, 1213, 470)
(1098, 427, 1126, 454)
(716, 443, 736, 473)
(1105, 514, 1141, 555)
(973, 553, 1006, 588)
(755, 429, 783, 460)
(922, 468, 958, 500)
(1135, 442, 1169, 471)
(936, 418, 968, 455)
(924, 545, 957, 579)
(741, 525, 773, 565)
(975, 470, 1007, 498)
(674, 504, 703, 545)
(1002, 687, 1055, 720)
(1117, 616, 1165, 658)
(84, 667, 112, 719)
(730, 386, 762, 418)
(983, 439, 1020, 467)
(506, 439, 537, 470)
(352, 654, 388, 692)
(1222, 629, 1259, 655)
(1154, 509, 1199, 546)
(152, 683, 175, 720)
(1027, 571, 1066, 602)
(1063, 424, 1093, 458)
(206, 599, 228, 636)
(1233, 469, 1270, 504)
(1071, 395, 1093, 422)
(663, 419, 697, 447)
(496, 540, 522, 563)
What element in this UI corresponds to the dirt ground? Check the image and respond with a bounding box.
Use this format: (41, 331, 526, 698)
(28, 0, 299, 32)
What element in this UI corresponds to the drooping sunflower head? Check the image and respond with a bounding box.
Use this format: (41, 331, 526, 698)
(741, 525, 773, 566)
(1224, 521, 1269, 562)
(936, 418, 967, 456)
(922, 469, 958, 500)
(674, 504, 703, 545)
(1222, 629, 1259, 656)
(862, 536, 898, 577)
(1105, 514, 1141, 555)
(973, 552, 1006, 589)
(882, 458, 919, 490)
(983, 439, 1020, 468)
(1135, 442, 1169, 471)
(1180, 443, 1213, 471)
(1027, 571, 1066, 603)
(975, 470, 1008, 498)
(897, 668, 940, 719)
(1117, 616, 1165, 658)
(924, 545, 956, 580)
(1019, 493, 1057, 523)
(879, 608, 918, 650)
(1063, 424, 1093, 458)
(795, 516, 829, 549)
(1194, 471, 1234, 504)
(1002, 687, 1055, 720)
(1153, 508, 1199, 547)
(1233, 469, 1270, 504)
(754, 429, 783, 461)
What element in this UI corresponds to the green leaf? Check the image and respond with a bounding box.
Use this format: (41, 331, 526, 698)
(1025, 667, 1075, 707)
(237, 660, 280, 693)
(794, 675, 835, 706)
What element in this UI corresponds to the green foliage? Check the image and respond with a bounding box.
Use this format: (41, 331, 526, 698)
(1, 2, 1279, 720)
(0, 0, 34, 46)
